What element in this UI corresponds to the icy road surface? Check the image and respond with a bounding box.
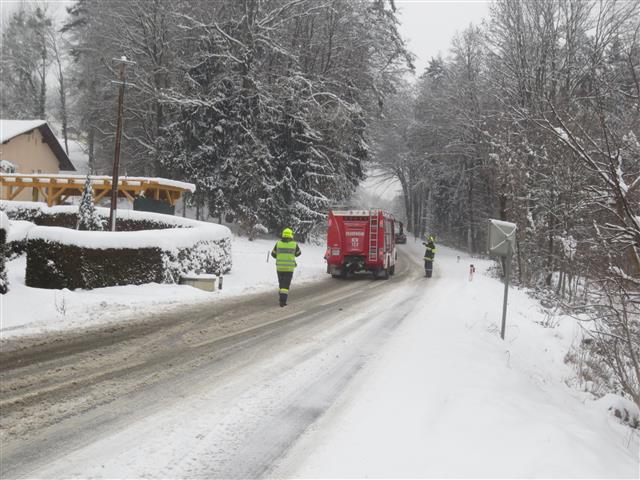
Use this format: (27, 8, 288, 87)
(1, 244, 637, 478)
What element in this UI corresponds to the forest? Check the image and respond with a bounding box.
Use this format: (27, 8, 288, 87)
(375, 0, 639, 406)
(1, 0, 412, 236)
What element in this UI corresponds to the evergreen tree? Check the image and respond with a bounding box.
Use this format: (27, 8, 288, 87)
(76, 176, 104, 231)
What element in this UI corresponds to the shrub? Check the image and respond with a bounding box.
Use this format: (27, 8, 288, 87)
(3, 201, 232, 290)
(0, 212, 8, 294)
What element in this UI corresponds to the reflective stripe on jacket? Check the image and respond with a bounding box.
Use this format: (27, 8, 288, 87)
(273, 240, 300, 272)
(423, 241, 436, 260)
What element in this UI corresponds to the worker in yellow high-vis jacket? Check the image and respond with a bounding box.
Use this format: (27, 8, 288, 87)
(423, 234, 436, 278)
(271, 228, 302, 307)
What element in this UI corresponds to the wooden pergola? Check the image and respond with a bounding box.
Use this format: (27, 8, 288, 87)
(0, 173, 195, 207)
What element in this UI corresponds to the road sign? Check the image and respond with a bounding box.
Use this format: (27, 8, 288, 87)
(487, 219, 517, 340)
(488, 219, 516, 257)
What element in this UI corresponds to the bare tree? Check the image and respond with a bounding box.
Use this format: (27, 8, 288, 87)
(49, 29, 69, 155)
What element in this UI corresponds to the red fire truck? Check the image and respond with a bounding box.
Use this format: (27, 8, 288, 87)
(325, 209, 397, 279)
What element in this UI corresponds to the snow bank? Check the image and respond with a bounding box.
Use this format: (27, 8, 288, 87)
(28, 223, 227, 249)
(595, 394, 640, 428)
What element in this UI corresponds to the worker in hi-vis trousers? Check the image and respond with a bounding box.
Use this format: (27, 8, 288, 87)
(271, 228, 302, 307)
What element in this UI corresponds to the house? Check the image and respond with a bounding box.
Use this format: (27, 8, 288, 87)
(1, 120, 75, 201)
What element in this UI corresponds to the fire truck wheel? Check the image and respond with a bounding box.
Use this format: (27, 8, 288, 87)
(376, 268, 389, 280)
(389, 265, 395, 276)
(331, 269, 347, 279)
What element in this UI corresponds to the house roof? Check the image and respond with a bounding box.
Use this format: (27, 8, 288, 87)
(0, 119, 75, 171)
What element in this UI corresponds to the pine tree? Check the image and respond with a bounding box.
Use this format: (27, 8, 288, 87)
(76, 176, 104, 231)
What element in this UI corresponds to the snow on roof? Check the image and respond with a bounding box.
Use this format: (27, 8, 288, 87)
(0, 120, 47, 144)
(0, 120, 75, 170)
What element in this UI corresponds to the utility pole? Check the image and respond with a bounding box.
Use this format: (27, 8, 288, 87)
(109, 56, 136, 231)
(500, 242, 512, 340)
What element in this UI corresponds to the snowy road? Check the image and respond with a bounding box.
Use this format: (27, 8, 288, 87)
(1, 248, 424, 478)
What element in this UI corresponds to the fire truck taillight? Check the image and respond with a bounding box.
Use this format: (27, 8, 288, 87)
(331, 248, 341, 256)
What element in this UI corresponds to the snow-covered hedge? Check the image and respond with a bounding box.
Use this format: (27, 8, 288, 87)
(1, 201, 232, 289)
(2, 201, 191, 231)
(26, 226, 232, 289)
(5, 220, 34, 258)
(0, 211, 9, 294)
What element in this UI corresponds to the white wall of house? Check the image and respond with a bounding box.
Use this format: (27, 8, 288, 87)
(1, 129, 60, 201)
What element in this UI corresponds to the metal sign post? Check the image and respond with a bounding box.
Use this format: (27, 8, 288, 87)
(488, 219, 517, 340)
(109, 56, 136, 232)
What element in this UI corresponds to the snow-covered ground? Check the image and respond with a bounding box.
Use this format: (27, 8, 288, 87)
(274, 240, 640, 477)
(10, 238, 638, 478)
(0, 236, 327, 339)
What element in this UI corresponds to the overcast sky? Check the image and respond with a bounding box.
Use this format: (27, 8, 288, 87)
(396, 0, 490, 76)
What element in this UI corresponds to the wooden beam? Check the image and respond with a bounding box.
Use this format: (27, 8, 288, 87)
(8, 186, 25, 200)
(121, 189, 135, 202)
(94, 188, 111, 202)
(49, 186, 70, 205)
(36, 186, 47, 201)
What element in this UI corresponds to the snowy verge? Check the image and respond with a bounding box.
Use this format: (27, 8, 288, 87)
(275, 240, 640, 478)
(1, 236, 327, 339)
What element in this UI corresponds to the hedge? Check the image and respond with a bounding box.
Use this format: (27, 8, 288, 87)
(26, 239, 164, 289)
(2, 202, 182, 231)
(2, 201, 232, 290)
(0, 212, 8, 294)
